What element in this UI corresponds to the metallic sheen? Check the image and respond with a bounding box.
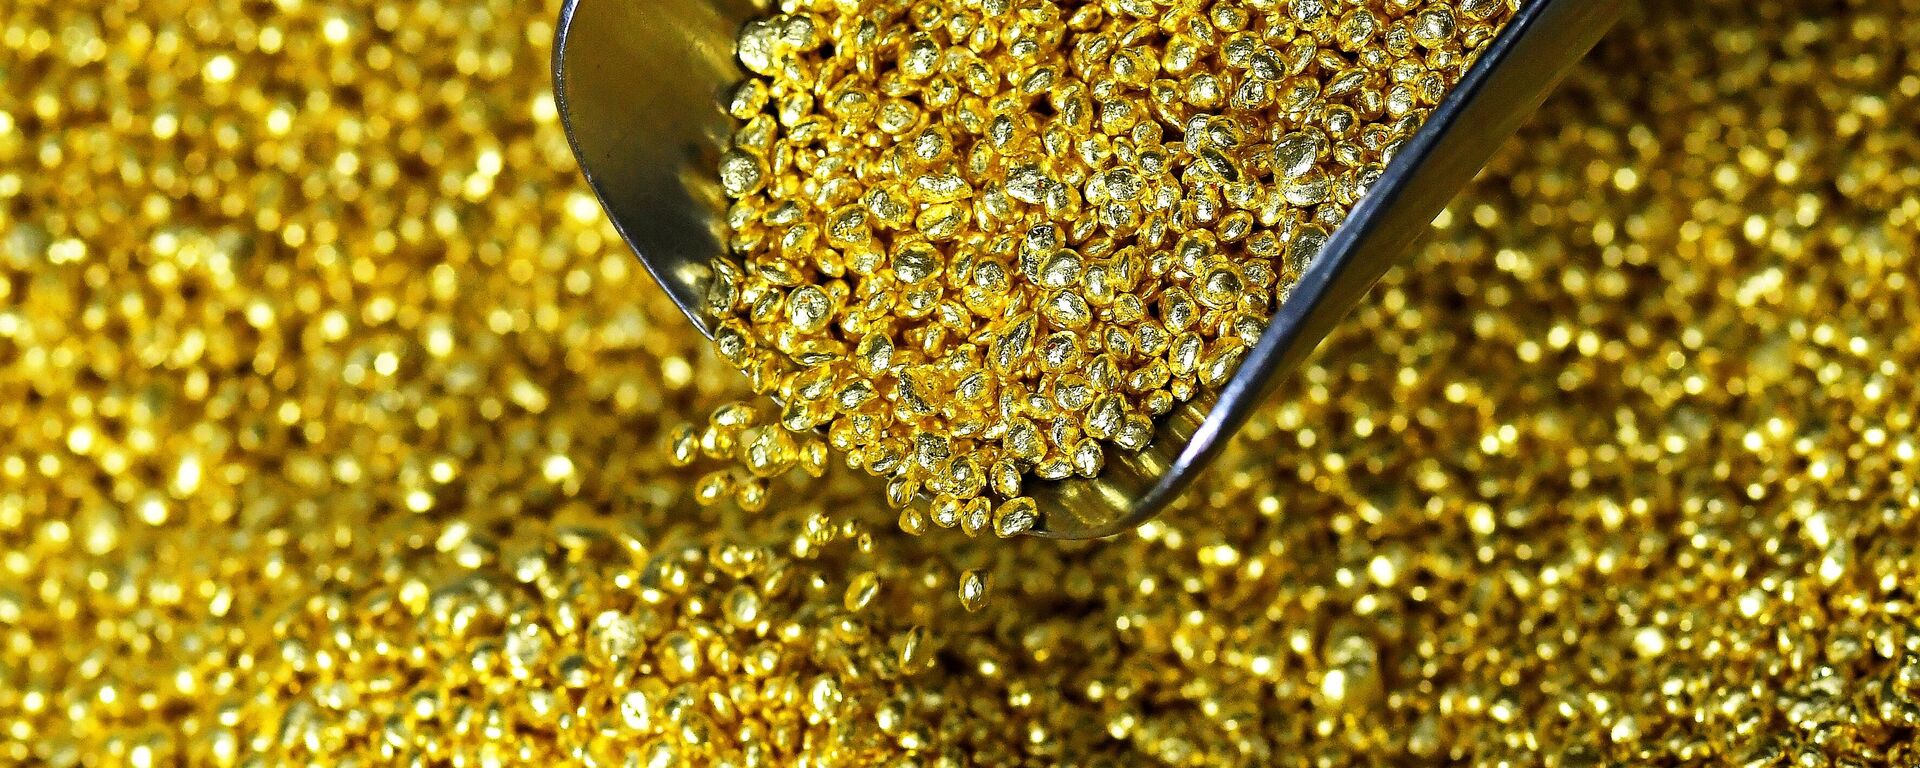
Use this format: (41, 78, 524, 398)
(554, 0, 1627, 538)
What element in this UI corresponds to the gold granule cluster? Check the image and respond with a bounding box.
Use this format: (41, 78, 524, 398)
(710, 0, 1514, 528)
(6, 0, 1920, 765)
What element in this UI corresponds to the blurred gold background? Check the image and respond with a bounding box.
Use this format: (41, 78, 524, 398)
(4, 0, 1919, 765)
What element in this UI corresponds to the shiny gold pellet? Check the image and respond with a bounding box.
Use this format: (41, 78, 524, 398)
(958, 569, 993, 613)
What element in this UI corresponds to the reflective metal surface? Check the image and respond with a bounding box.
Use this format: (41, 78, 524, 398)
(555, 0, 1626, 539)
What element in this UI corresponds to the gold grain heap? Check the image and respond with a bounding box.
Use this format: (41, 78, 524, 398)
(708, 0, 1515, 530)
(5, 0, 1920, 765)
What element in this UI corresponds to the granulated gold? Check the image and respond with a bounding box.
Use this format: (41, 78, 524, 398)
(708, 0, 1517, 526)
(4, 0, 1920, 764)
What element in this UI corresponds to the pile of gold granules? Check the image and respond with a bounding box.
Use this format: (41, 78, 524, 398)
(709, 0, 1517, 529)
(7, 0, 1920, 765)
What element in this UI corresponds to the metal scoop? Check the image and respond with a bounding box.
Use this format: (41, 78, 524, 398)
(554, 0, 1625, 539)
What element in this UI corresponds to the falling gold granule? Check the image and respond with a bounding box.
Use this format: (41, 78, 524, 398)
(710, 0, 1518, 528)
